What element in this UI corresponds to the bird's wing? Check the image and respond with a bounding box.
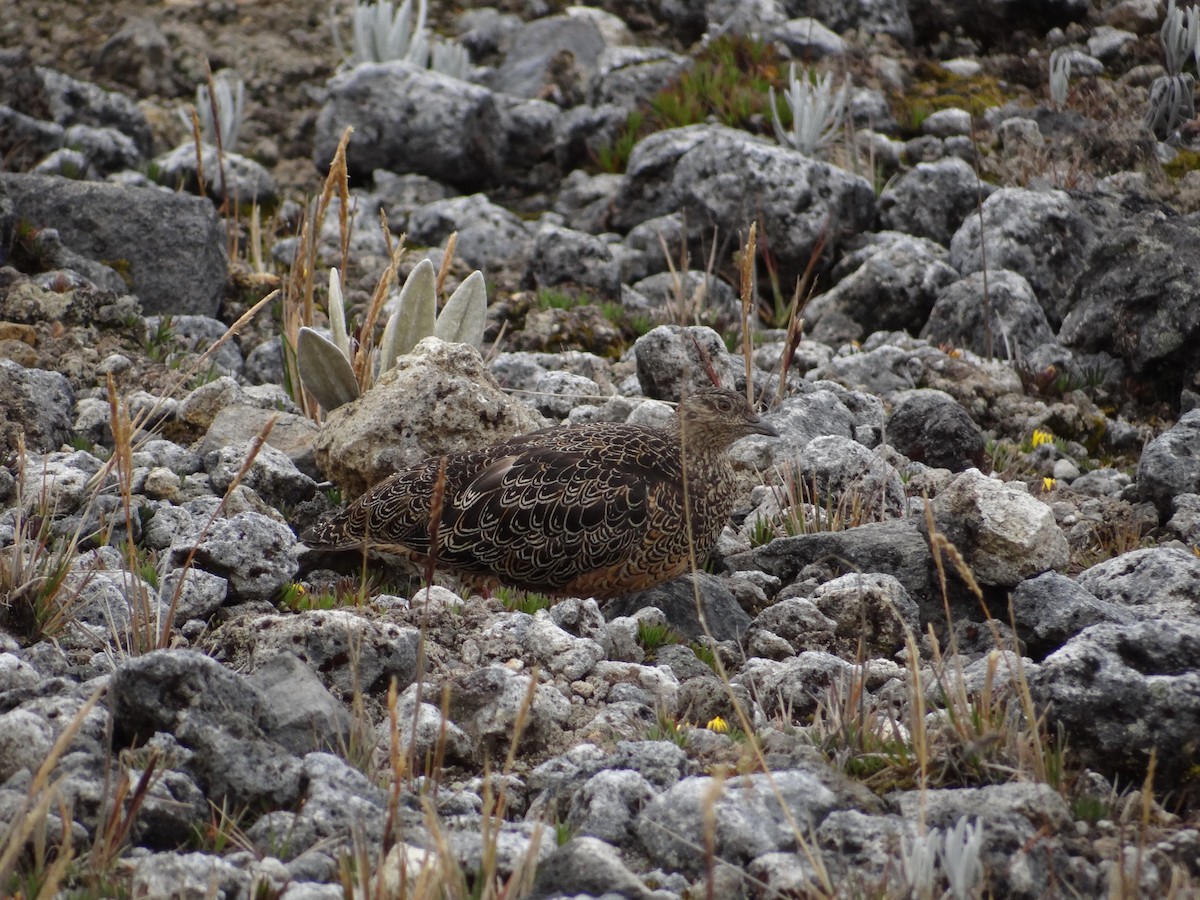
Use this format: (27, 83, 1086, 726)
(437, 435, 679, 589)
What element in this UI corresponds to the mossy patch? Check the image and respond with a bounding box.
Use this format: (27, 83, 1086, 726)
(890, 61, 1023, 136)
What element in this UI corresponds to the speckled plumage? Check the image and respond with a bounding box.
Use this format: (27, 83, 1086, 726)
(303, 388, 777, 598)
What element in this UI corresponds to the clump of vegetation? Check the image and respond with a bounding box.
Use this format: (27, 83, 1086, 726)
(595, 35, 788, 173)
(889, 61, 1021, 136)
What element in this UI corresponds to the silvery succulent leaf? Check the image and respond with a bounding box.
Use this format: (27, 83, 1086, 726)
(433, 270, 487, 347)
(379, 257, 437, 371)
(328, 267, 350, 359)
(297, 326, 360, 411)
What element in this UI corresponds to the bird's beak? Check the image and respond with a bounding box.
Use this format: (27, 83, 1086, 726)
(746, 413, 778, 438)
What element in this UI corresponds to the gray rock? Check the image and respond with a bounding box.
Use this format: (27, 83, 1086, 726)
(707, 0, 787, 35)
(110, 649, 273, 744)
(386, 686, 474, 767)
(1075, 546, 1200, 621)
(64, 557, 165, 633)
(926, 469, 1068, 588)
(769, 17, 847, 57)
(526, 222, 621, 300)
(246, 752, 395, 858)
(1031, 620, 1200, 791)
(922, 107, 972, 137)
(204, 439, 318, 508)
(727, 519, 940, 621)
(17, 449, 111, 514)
(530, 835, 659, 899)
(949, 187, 1092, 328)
(1010, 571, 1136, 659)
(492, 14, 607, 102)
(1060, 220, 1200, 397)
(1137, 409, 1200, 519)
(313, 337, 546, 497)
(552, 169, 622, 233)
(0, 173, 227, 316)
(181, 511, 298, 602)
(62, 123, 143, 174)
(632, 324, 740, 402)
(604, 573, 752, 642)
(406, 193, 533, 272)
(21, 62, 152, 152)
(0, 105, 65, 169)
(812, 572, 920, 657)
(807, 233, 960, 346)
(158, 567, 228, 622)
(637, 771, 838, 874)
(131, 853, 245, 900)
(314, 62, 504, 187)
(0, 358, 74, 453)
(890, 783, 1075, 898)
(210, 609, 421, 701)
(798, 434, 906, 519)
(815, 343, 925, 397)
(589, 46, 688, 109)
(567, 769, 657, 846)
(93, 15, 173, 97)
(730, 383, 867, 472)
(0, 708, 54, 782)
(447, 665, 571, 758)
(736, 651, 854, 718)
(198, 403, 322, 481)
(887, 389, 985, 472)
(1168, 493, 1200, 544)
(629, 270, 739, 324)
(246, 652, 354, 756)
(531, 370, 604, 418)
(746, 597, 838, 658)
(921, 269, 1056, 359)
(611, 125, 875, 295)
(477, 612, 605, 681)
(153, 143, 277, 205)
(793, 0, 914, 44)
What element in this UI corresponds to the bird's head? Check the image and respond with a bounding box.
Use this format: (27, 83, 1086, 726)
(674, 387, 778, 448)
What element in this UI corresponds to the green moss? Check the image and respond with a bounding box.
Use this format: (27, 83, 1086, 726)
(1163, 148, 1200, 178)
(890, 62, 1022, 137)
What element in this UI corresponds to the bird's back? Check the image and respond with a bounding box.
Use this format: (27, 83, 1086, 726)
(304, 388, 769, 598)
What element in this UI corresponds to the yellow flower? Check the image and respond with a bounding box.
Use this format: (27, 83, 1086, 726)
(1043, 477, 1056, 492)
(706, 716, 729, 733)
(1031, 429, 1055, 448)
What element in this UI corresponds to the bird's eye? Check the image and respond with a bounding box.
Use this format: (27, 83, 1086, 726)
(715, 396, 733, 412)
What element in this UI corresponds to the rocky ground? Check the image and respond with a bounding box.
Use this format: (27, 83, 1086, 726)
(2, 0, 1200, 897)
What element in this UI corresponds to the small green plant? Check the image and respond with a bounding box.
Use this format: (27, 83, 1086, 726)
(144, 316, 176, 363)
(749, 513, 776, 548)
(593, 35, 784, 173)
(635, 621, 681, 653)
(645, 710, 690, 748)
(495, 586, 554, 615)
(535, 287, 586, 311)
(690, 641, 718, 672)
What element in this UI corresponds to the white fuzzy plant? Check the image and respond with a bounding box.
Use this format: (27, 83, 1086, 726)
(1145, 0, 1199, 138)
(334, 0, 471, 80)
(900, 816, 985, 900)
(769, 63, 850, 156)
(180, 69, 245, 150)
(297, 260, 487, 412)
(1048, 49, 1071, 111)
